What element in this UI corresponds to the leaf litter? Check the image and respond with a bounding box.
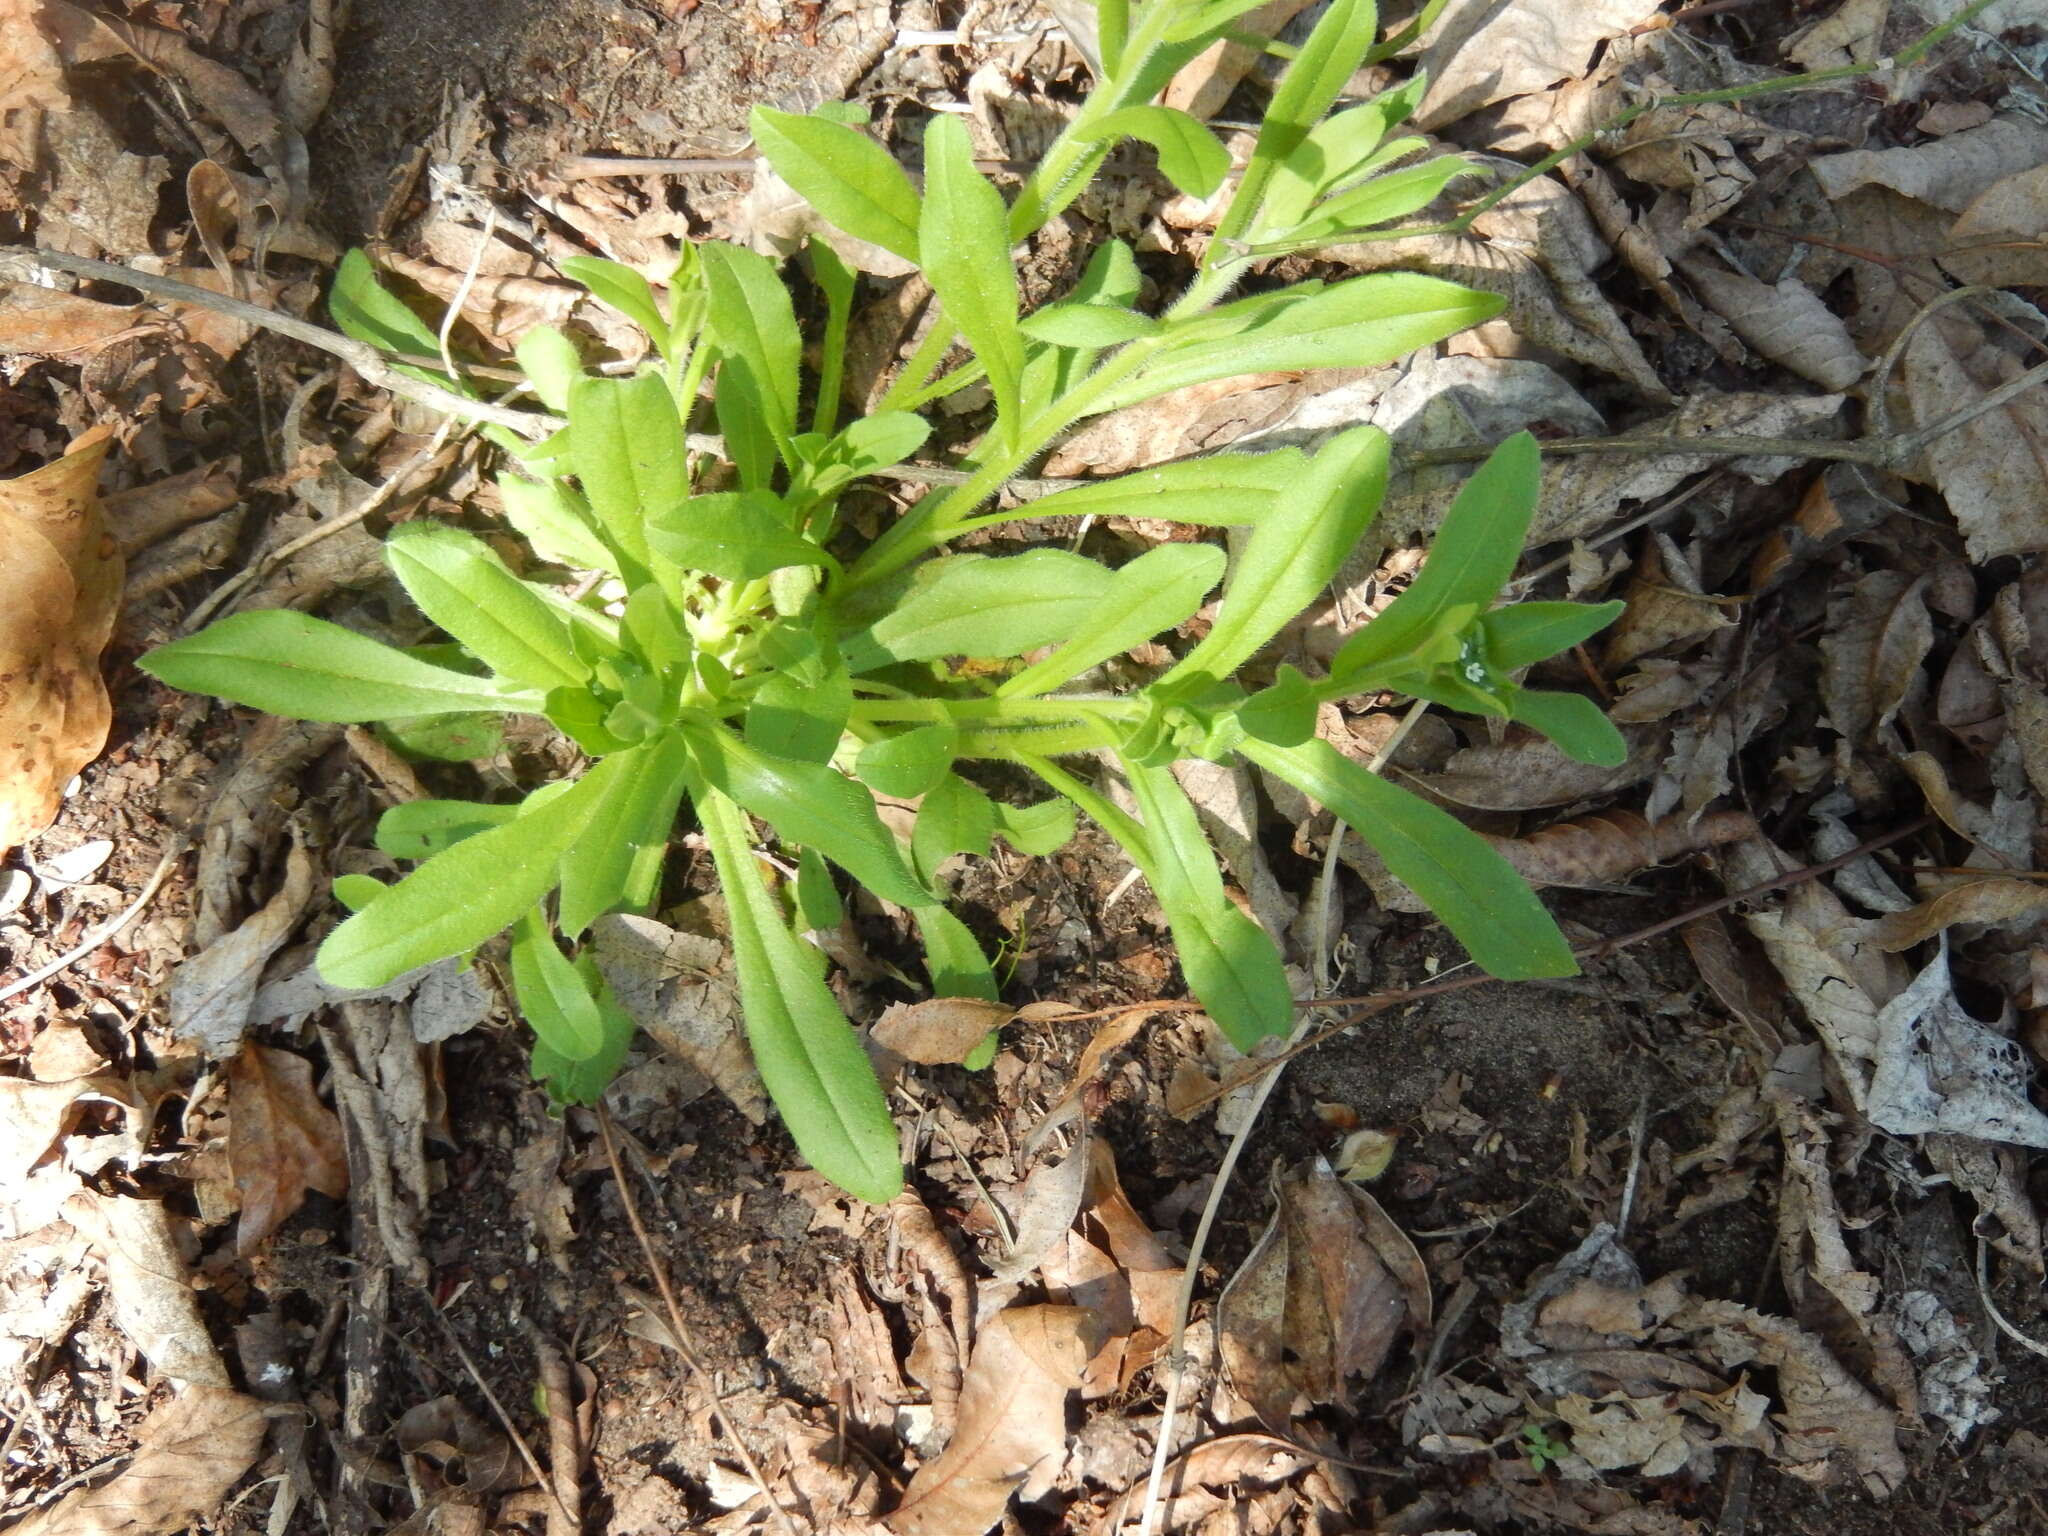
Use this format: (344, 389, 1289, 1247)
(7, 0, 2048, 1531)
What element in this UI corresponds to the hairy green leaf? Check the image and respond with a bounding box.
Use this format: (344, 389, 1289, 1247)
(560, 257, 671, 350)
(843, 550, 1117, 671)
(384, 522, 588, 691)
(700, 242, 803, 463)
(1242, 736, 1576, 978)
(1098, 105, 1231, 197)
(647, 491, 829, 581)
(1020, 302, 1161, 348)
(510, 909, 606, 1060)
(568, 372, 685, 573)
(1000, 542, 1225, 697)
(1011, 449, 1304, 528)
(497, 475, 620, 574)
(557, 729, 691, 936)
(751, 106, 924, 261)
(921, 114, 1025, 436)
(374, 799, 519, 861)
(702, 790, 902, 1201)
(140, 612, 541, 722)
(1480, 600, 1625, 670)
(857, 723, 958, 796)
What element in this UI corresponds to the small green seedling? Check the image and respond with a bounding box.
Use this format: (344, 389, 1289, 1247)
(1519, 1422, 1572, 1473)
(142, 0, 1625, 1203)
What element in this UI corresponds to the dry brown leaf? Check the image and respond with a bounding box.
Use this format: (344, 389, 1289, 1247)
(1482, 809, 1757, 889)
(872, 997, 1016, 1065)
(1899, 310, 2048, 563)
(591, 915, 765, 1123)
(1416, 0, 1663, 130)
(991, 1124, 1094, 1283)
(7, 1384, 268, 1536)
(66, 1188, 226, 1386)
(1784, 0, 1890, 69)
(1944, 161, 2048, 288)
(885, 1305, 1094, 1536)
(1162, 0, 1312, 120)
(1869, 878, 2048, 951)
(1042, 1141, 1183, 1397)
(170, 836, 318, 1057)
(226, 1043, 348, 1255)
(102, 459, 238, 554)
(0, 285, 148, 357)
(394, 1395, 524, 1494)
(1604, 544, 1737, 668)
(0, 428, 120, 857)
(1410, 724, 1663, 813)
(1674, 1297, 1906, 1494)
(1675, 257, 1864, 392)
(1866, 942, 2048, 1148)
(1217, 1156, 1429, 1426)
(1811, 114, 2048, 214)
(1024, 1010, 1152, 1149)
(1097, 1433, 1309, 1532)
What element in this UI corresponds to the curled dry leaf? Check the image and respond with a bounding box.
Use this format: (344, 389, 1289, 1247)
(1675, 258, 1864, 392)
(1866, 941, 2048, 1148)
(6, 1384, 269, 1536)
(1024, 1009, 1153, 1149)
(1900, 311, 2048, 563)
(226, 1043, 349, 1255)
(1097, 1433, 1310, 1532)
(872, 997, 1016, 1065)
(591, 914, 766, 1123)
(1481, 808, 1756, 889)
(1416, 0, 1663, 129)
(1218, 1156, 1430, 1426)
(1868, 878, 2048, 951)
(170, 835, 318, 1058)
(884, 1304, 1096, 1536)
(0, 427, 120, 858)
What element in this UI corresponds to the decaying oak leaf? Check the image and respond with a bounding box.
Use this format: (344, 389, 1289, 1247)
(884, 1304, 1096, 1536)
(0, 426, 121, 857)
(226, 1043, 349, 1255)
(6, 1384, 268, 1536)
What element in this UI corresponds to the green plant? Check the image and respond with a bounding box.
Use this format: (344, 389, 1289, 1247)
(1519, 1422, 1571, 1473)
(140, 0, 1624, 1203)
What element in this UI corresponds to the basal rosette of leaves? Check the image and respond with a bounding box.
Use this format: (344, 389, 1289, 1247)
(141, 0, 1627, 1204)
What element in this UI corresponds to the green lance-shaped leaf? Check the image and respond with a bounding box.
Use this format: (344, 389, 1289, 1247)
(329, 248, 450, 370)
(140, 611, 544, 722)
(681, 721, 932, 910)
(384, 522, 589, 692)
(700, 788, 903, 1203)
(1019, 303, 1161, 348)
(512, 325, 584, 411)
(745, 667, 852, 764)
(914, 903, 1000, 1005)
(647, 491, 830, 582)
(1102, 272, 1501, 409)
(1505, 688, 1628, 768)
(1241, 736, 1576, 979)
(509, 908, 607, 1061)
(699, 242, 804, 464)
(1116, 756, 1294, 1050)
(496, 475, 620, 575)
(1157, 424, 1389, 694)
(911, 772, 997, 885)
(555, 729, 692, 937)
(1330, 430, 1540, 688)
(993, 795, 1076, 856)
(750, 106, 924, 262)
(1291, 155, 1474, 242)
(856, 723, 958, 797)
(920, 114, 1025, 439)
(567, 371, 686, 575)
(529, 954, 637, 1105)
(1258, 77, 1427, 234)
(1003, 449, 1305, 530)
(1097, 105, 1231, 198)
(999, 542, 1226, 698)
(841, 549, 1117, 671)
(318, 746, 648, 988)
(1221, 0, 1380, 241)
(559, 257, 671, 352)
(374, 799, 520, 861)
(1479, 600, 1625, 671)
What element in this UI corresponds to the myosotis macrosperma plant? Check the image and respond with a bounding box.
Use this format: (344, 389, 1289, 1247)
(142, 0, 1627, 1203)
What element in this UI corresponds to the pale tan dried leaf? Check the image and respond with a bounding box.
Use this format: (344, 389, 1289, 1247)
(79, 6, 286, 172)
(66, 1189, 227, 1386)
(1043, 373, 1302, 478)
(0, 429, 119, 857)
(591, 915, 766, 1124)
(0, 286, 147, 357)
(1096, 1433, 1308, 1532)
(1811, 115, 2048, 214)
(1416, 0, 1663, 130)
(885, 1306, 1090, 1536)
(873, 997, 1016, 1065)
(226, 1043, 348, 1255)
(1675, 1298, 1905, 1494)
(509, 1118, 576, 1276)
(1923, 1133, 2044, 1274)
(1554, 1391, 1694, 1477)
(1412, 725, 1663, 812)
(1676, 259, 1864, 391)
(102, 460, 238, 554)
(1772, 1098, 1919, 1415)
(7, 1384, 267, 1536)
(1783, 0, 1889, 69)
(170, 837, 317, 1058)
(990, 1125, 1094, 1283)
(1162, 0, 1313, 120)
(1943, 161, 2048, 288)
(0, 0, 69, 118)
(1604, 566, 1735, 669)
(1900, 312, 2048, 562)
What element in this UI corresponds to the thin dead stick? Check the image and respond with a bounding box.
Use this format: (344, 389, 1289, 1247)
(595, 1104, 800, 1536)
(412, 1283, 576, 1529)
(0, 245, 560, 438)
